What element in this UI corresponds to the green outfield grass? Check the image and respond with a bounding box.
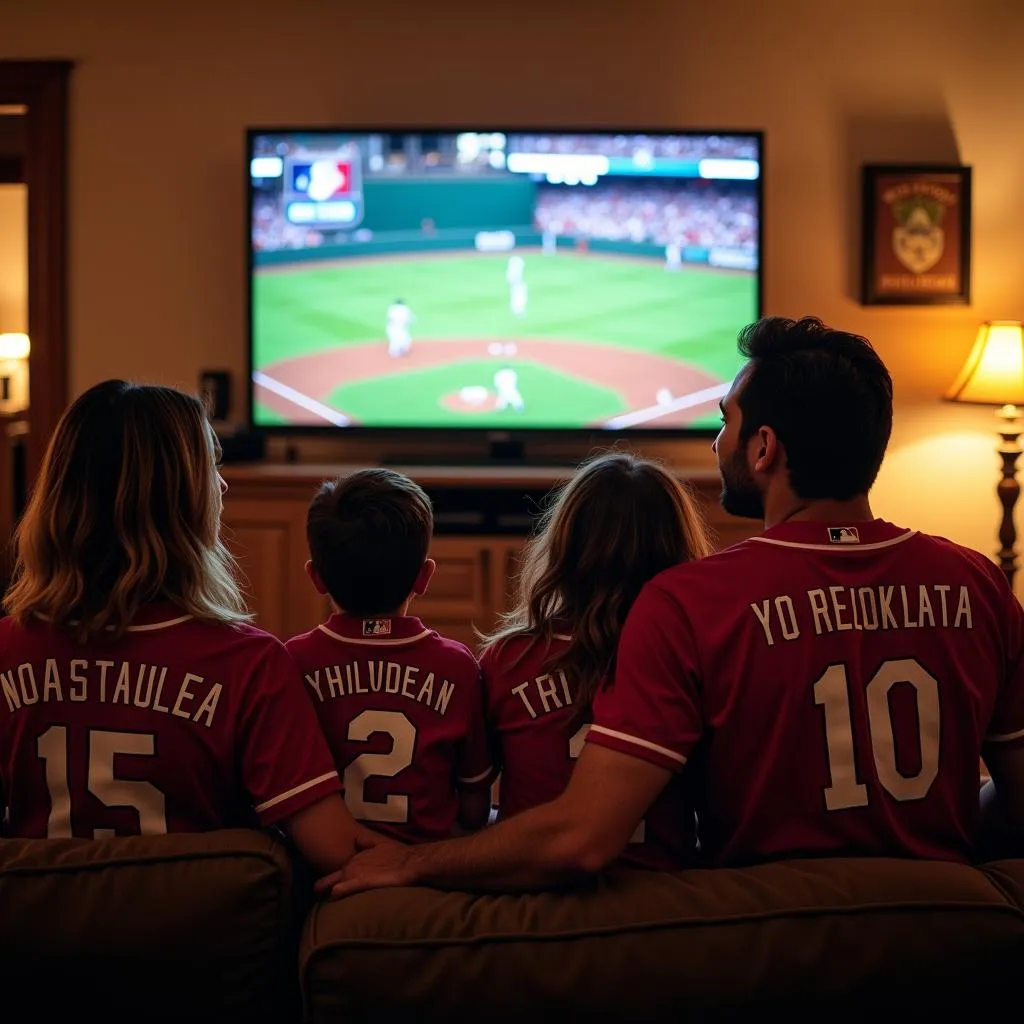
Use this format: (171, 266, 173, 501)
(252, 250, 756, 428)
(255, 252, 753, 372)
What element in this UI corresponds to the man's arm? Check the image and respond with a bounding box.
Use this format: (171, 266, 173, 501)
(980, 744, 1024, 856)
(980, 565, 1024, 856)
(322, 744, 671, 896)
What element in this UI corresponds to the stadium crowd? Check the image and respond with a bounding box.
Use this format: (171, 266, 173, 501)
(508, 134, 759, 161)
(534, 181, 758, 251)
(252, 194, 325, 251)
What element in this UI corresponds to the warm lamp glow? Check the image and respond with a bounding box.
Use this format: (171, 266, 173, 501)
(0, 332, 30, 361)
(946, 321, 1024, 406)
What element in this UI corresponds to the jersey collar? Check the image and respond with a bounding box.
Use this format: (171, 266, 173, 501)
(750, 518, 916, 552)
(125, 601, 192, 632)
(319, 612, 433, 646)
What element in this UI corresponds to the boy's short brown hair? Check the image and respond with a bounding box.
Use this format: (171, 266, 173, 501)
(307, 468, 434, 617)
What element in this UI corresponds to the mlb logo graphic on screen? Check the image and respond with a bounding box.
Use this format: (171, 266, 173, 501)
(362, 618, 393, 637)
(284, 149, 364, 228)
(292, 159, 353, 202)
(828, 526, 861, 544)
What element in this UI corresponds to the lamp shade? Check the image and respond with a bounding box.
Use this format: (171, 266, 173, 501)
(0, 332, 29, 361)
(945, 321, 1024, 406)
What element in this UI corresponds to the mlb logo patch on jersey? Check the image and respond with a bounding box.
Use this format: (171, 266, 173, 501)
(362, 618, 392, 637)
(828, 526, 860, 544)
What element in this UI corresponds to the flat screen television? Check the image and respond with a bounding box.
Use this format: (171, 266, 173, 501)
(247, 128, 762, 443)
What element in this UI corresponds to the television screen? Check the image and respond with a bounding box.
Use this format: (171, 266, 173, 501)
(248, 129, 761, 433)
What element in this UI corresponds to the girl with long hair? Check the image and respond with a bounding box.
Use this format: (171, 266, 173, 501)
(0, 380, 360, 874)
(480, 450, 713, 868)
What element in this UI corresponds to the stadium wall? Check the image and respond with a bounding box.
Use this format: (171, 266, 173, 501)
(252, 233, 710, 267)
(359, 176, 536, 233)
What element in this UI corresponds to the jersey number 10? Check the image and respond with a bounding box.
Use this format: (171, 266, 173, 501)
(814, 657, 940, 811)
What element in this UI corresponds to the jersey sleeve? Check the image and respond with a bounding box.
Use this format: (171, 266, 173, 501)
(985, 569, 1024, 750)
(586, 578, 702, 773)
(238, 640, 341, 825)
(456, 665, 495, 791)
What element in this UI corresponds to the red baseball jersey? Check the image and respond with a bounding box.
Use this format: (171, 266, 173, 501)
(483, 631, 698, 870)
(286, 612, 492, 844)
(588, 519, 1024, 866)
(0, 604, 341, 839)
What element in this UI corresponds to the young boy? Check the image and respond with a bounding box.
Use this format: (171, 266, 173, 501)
(286, 469, 493, 843)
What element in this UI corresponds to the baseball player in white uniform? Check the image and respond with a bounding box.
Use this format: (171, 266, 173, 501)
(665, 242, 682, 271)
(506, 256, 528, 317)
(386, 299, 414, 357)
(493, 366, 525, 412)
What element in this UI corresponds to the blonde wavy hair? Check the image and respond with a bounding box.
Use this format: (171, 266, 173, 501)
(4, 380, 251, 641)
(479, 450, 714, 718)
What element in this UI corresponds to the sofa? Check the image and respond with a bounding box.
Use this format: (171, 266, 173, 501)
(2, 830, 1022, 1021)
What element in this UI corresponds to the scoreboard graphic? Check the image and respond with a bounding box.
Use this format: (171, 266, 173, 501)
(283, 147, 364, 228)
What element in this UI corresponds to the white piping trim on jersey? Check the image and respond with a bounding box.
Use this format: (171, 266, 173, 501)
(748, 530, 917, 552)
(587, 725, 688, 766)
(254, 770, 339, 813)
(317, 624, 432, 646)
(986, 725, 1024, 743)
(126, 614, 193, 632)
(457, 766, 494, 785)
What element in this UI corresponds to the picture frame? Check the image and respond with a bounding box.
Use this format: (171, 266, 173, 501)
(860, 164, 972, 306)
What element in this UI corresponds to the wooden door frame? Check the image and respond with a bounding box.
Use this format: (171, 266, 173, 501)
(0, 61, 71, 479)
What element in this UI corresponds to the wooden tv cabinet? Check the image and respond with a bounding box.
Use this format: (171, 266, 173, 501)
(220, 463, 760, 646)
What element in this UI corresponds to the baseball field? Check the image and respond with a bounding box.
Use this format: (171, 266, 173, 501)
(252, 250, 755, 430)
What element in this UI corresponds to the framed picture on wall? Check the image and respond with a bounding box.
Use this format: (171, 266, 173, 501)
(861, 164, 971, 305)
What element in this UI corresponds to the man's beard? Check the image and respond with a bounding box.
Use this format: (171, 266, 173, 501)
(719, 449, 765, 520)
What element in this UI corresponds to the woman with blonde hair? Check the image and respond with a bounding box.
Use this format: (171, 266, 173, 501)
(480, 449, 713, 868)
(0, 380, 360, 874)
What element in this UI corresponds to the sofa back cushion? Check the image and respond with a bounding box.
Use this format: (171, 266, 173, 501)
(301, 857, 1024, 1020)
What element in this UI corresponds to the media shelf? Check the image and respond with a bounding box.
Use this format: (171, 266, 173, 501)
(219, 462, 756, 646)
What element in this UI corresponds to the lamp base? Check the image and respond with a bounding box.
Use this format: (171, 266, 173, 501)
(996, 404, 1021, 590)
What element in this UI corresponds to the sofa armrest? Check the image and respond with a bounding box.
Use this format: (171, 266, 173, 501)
(0, 829, 295, 1022)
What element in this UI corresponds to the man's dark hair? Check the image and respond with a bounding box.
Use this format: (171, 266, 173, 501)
(307, 468, 433, 617)
(736, 316, 893, 499)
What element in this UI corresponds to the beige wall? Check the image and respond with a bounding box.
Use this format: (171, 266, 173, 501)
(0, 184, 27, 334)
(4, 0, 1024, 580)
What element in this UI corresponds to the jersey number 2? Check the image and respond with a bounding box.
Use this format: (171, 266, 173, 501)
(37, 725, 168, 837)
(569, 725, 645, 843)
(814, 658, 940, 811)
(344, 709, 416, 824)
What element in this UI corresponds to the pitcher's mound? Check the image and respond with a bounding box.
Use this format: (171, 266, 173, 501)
(442, 387, 497, 413)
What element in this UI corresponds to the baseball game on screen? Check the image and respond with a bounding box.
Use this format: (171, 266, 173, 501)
(249, 130, 760, 431)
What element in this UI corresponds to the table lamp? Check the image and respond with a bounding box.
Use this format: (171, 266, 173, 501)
(0, 332, 30, 414)
(945, 320, 1024, 589)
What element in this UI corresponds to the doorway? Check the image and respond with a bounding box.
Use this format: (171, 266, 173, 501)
(0, 62, 71, 589)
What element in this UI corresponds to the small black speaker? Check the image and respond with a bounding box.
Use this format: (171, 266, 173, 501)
(199, 370, 232, 422)
(218, 430, 266, 464)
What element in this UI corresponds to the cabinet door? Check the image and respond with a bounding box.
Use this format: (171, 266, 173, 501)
(415, 537, 492, 649)
(221, 498, 325, 639)
(498, 542, 524, 613)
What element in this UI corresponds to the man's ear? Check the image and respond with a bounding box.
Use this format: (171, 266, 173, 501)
(305, 559, 329, 596)
(753, 426, 781, 473)
(413, 558, 437, 597)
